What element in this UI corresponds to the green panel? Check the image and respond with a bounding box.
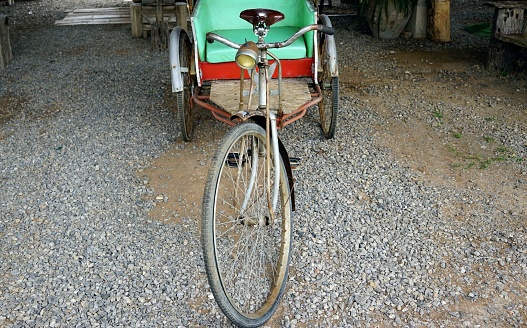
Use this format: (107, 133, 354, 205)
(192, 0, 316, 62)
(206, 27, 307, 63)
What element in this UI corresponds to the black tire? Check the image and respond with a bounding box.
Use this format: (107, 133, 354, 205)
(202, 123, 293, 327)
(318, 34, 339, 139)
(176, 30, 195, 141)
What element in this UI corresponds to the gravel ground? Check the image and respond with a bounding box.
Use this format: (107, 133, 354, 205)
(1, 0, 526, 327)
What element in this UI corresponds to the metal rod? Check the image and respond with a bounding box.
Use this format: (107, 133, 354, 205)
(246, 69, 255, 110)
(267, 51, 282, 115)
(270, 112, 280, 211)
(192, 89, 236, 126)
(239, 68, 244, 111)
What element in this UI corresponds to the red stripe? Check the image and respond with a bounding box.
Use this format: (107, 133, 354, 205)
(199, 58, 314, 81)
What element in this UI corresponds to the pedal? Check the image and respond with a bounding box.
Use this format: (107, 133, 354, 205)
(289, 157, 301, 171)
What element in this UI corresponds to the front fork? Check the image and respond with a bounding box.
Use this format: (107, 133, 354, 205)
(269, 112, 280, 212)
(238, 112, 281, 216)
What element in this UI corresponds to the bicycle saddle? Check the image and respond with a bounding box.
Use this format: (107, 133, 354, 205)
(240, 8, 285, 28)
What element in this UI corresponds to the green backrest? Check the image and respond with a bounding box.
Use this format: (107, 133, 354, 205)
(192, 0, 316, 61)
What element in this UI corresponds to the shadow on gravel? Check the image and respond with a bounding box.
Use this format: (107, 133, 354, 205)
(0, 95, 24, 126)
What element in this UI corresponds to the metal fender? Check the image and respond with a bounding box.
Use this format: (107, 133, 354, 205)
(169, 26, 185, 93)
(319, 14, 338, 77)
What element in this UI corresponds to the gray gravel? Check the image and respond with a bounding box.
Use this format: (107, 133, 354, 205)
(1, 0, 526, 327)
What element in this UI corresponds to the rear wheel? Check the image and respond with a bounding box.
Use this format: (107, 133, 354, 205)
(176, 30, 195, 141)
(318, 33, 339, 139)
(319, 76, 339, 139)
(202, 123, 293, 327)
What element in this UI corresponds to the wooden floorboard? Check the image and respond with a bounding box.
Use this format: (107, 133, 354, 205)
(210, 78, 312, 115)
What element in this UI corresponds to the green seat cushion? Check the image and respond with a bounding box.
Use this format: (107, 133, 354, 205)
(205, 27, 307, 63)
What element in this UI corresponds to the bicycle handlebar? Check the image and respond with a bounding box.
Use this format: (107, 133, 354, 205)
(206, 24, 334, 50)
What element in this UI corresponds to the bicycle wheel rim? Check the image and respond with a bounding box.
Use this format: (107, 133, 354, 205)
(202, 123, 292, 326)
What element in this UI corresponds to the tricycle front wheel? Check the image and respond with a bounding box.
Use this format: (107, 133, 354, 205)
(201, 123, 292, 327)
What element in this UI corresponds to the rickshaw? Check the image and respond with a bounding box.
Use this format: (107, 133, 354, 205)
(168, 0, 338, 326)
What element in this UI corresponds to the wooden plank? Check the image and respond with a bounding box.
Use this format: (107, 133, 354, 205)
(496, 33, 527, 48)
(55, 7, 132, 25)
(64, 11, 130, 16)
(55, 21, 131, 26)
(55, 5, 177, 27)
(61, 11, 130, 17)
(485, 1, 527, 10)
(55, 17, 131, 25)
(66, 8, 130, 13)
(55, 18, 131, 26)
(60, 14, 131, 21)
(55, 19, 131, 25)
(58, 9, 129, 16)
(139, 5, 176, 12)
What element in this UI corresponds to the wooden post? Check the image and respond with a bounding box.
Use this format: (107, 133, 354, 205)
(151, 0, 169, 49)
(0, 14, 13, 70)
(175, 2, 188, 31)
(487, 38, 511, 72)
(130, 3, 143, 38)
(427, 0, 450, 42)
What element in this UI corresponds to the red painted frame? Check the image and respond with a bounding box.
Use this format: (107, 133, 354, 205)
(192, 82, 323, 130)
(199, 58, 314, 81)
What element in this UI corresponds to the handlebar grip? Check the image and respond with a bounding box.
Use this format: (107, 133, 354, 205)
(319, 25, 335, 35)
